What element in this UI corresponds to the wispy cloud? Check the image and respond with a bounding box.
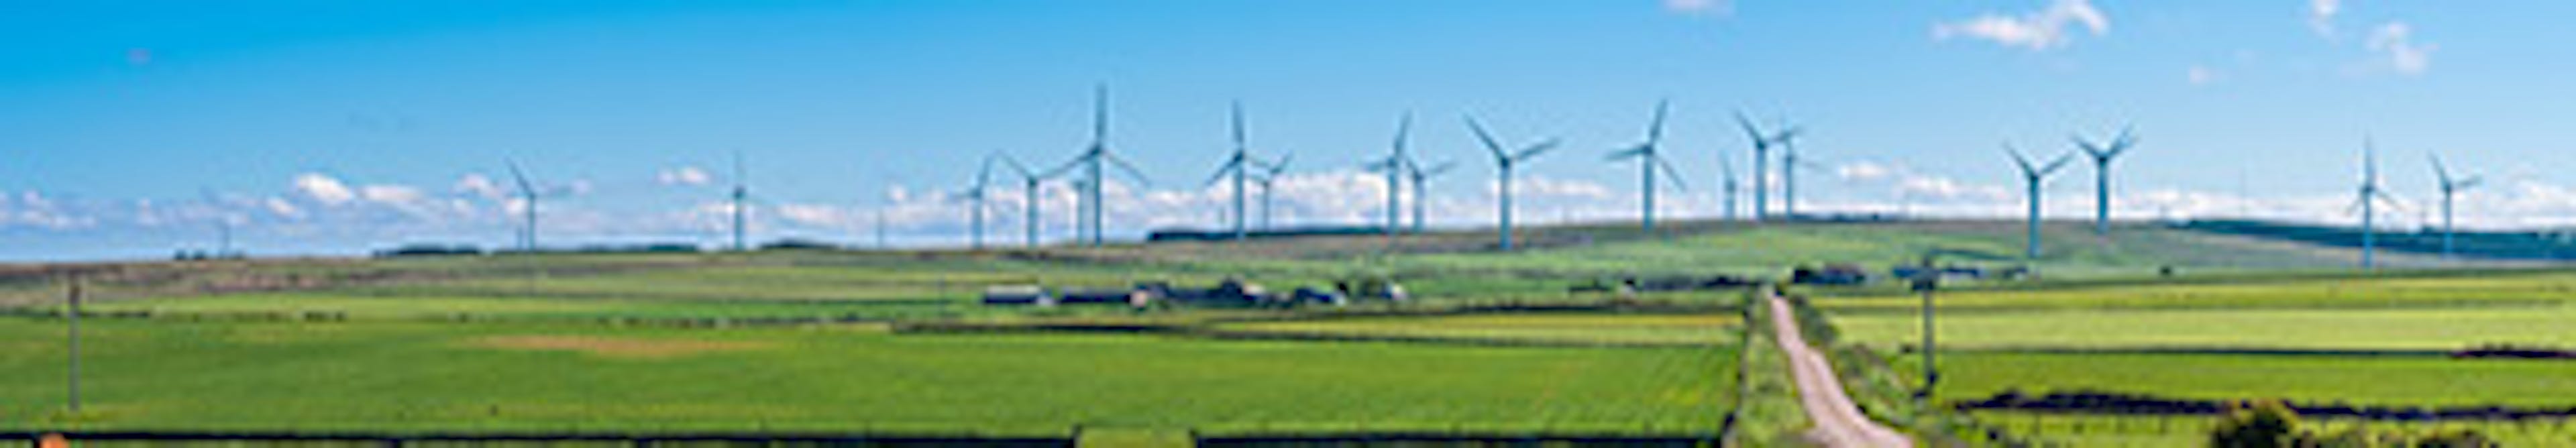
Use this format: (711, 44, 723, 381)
(1933, 0, 2109, 51)
(2308, 0, 2343, 37)
(2365, 21, 2435, 75)
(1661, 0, 1732, 17)
(293, 173, 358, 205)
(656, 166, 713, 186)
(2187, 65, 2220, 85)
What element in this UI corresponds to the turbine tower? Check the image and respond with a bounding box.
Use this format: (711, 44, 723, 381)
(1735, 113, 1800, 222)
(2352, 141, 2402, 269)
(993, 154, 1041, 249)
(1252, 154, 1292, 231)
(1044, 85, 1149, 247)
(2008, 145, 2075, 260)
(1717, 148, 1740, 221)
(2073, 126, 2139, 235)
(1407, 160, 1456, 234)
(1779, 127, 1813, 220)
(731, 151, 749, 252)
(504, 160, 541, 252)
(1609, 100, 1684, 231)
(956, 154, 1006, 250)
(1203, 101, 1260, 241)
(1366, 114, 1412, 239)
(1467, 115, 1560, 250)
(2428, 153, 2482, 260)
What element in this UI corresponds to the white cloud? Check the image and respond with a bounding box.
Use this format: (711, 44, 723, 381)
(453, 174, 507, 199)
(2365, 21, 2434, 75)
(2188, 65, 2220, 85)
(292, 173, 356, 205)
(1662, 0, 1731, 16)
(2308, 0, 2343, 36)
(1506, 176, 1617, 201)
(359, 185, 423, 205)
(1933, 0, 2109, 51)
(657, 166, 713, 186)
(1834, 162, 1895, 182)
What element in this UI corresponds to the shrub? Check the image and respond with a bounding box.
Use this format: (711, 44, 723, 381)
(2209, 400, 2300, 447)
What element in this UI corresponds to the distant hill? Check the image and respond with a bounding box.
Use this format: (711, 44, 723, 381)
(2181, 219, 2576, 261)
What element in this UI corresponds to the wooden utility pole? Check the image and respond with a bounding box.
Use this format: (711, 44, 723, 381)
(66, 278, 83, 414)
(1909, 253, 1940, 410)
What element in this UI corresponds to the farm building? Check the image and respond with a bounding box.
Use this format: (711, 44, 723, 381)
(1790, 264, 1870, 285)
(979, 285, 1053, 306)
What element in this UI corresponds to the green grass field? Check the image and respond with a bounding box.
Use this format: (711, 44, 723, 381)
(1900, 351, 2576, 407)
(5, 219, 2569, 443)
(1213, 313, 1737, 346)
(0, 318, 1732, 435)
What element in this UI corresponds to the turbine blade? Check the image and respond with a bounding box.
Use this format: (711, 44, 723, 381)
(1733, 111, 1766, 148)
(1513, 140, 1560, 161)
(2039, 152, 2077, 176)
(1655, 156, 1688, 191)
(1267, 153, 1294, 175)
(504, 159, 535, 195)
(1231, 101, 1247, 151)
(1464, 115, 1507, 158)
(997, 153, 1033, 178)
(1647, 99, 1669, 146)
(1419, 161, 1458, 178)
(1039, 156, 1083, 180)
(1107, 153, 1151, 186)
(1394, 112, 1413, 155)
(2112, 125, 2139, 154)
(2426, 152, 2451, 184)
(2005, 145, 2035, 173)
(1607, 146, 1650, 161)
(1202, 164, 1234, 189)
(1092, 84, 1110, 146)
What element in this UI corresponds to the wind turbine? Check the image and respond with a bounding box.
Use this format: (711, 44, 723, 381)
(730, 151, 750, 252)
(1466, 115, 1560, 250)
(1407, 160, 1456, 234)
(2428, 153, 2482, 260)
(955, 154, 1008, 251)
(1366, 114, 1412, 239)
(1252, 153, 1293, 231)
(2008, 145, 2075, 260)
(1203, 101, 1260, 241)
(1735, 113, 1801, 222)
(504, 160, 542, 252)
(2073, 126, 2140, 235)
(1778, 125, 1815, 220)
(1609, 100, 1685, 231)
(1717, 148, 1740, 221)
(993, 154, 1042, 249)
(1043, 85, 1150, 247)
(2351, 140, 2404, 269)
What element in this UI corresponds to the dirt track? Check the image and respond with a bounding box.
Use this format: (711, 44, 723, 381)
(1768, 294, 1914, 447)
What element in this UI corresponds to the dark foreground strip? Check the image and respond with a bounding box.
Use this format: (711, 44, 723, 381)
(1199, 433, 1711, 447)
(1955, 390, 2576, 421)
(0, 431, 1072, 447)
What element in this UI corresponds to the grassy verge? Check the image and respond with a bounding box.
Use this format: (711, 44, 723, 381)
(1725, 290, 1813, 447)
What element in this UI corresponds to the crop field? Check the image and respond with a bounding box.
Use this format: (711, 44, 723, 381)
(1969, 412, 2576, 447)
(1213, 313, 1738, 346)
(1801, 264, 2576, 445)
(0, 317, 1733, 435)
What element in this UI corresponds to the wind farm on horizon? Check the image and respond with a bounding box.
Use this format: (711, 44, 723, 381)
(380, 82, 2520, 274)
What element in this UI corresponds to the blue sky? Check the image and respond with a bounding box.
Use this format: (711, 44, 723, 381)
(3, 1, 2572, 260)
